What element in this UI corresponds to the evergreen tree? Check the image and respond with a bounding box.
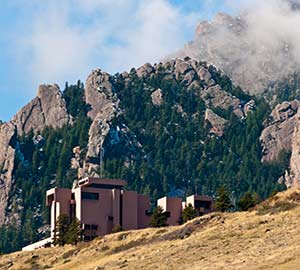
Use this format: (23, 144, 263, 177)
(53, 215, 70, 246)
(215, 186, 232, 212)
(182, 204, 197, 223)
(149, 206, 168, 227)
(237, 192, 256, 211)
(66, 218, 82, 245)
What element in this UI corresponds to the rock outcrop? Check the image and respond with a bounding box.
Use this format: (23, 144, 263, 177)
(0, 84, 70, 225)
(151, 89, 163, 106)
(85, 69, 115, 120)
(12, 84, 70, 135)
(172, 10, 299, 95)
(205, 109, 229, 136)
(83, 69, 121, 176)
(282, 111, 300, 188)
(260, 100, 300, 162)
(0, 122, 16, 225)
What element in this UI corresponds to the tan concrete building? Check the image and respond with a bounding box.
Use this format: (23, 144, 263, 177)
(157, 197, 183, 226)
(158, 195, 213, 226)
(46, 177, 151, 241)
(185, 195, 213, 216)
(22, 178, 213, 251)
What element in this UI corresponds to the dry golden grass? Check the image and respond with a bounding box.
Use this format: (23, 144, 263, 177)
(2, 189, 300, 270)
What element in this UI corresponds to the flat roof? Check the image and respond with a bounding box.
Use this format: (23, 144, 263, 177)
(78, 177, 127, 189)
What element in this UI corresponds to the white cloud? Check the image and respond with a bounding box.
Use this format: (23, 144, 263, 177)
(12, 0, 200, 88)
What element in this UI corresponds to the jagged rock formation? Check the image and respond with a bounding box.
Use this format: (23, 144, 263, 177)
(282, 114, 300, 188)
(85, 103, 120, 176)
(0, 84, 70, 225)
(173, 9, 299, 95)
(80, 58, 253, 179)
(0, 123, 16, 225)
(85, 69, 116, 120)
(260, 100, 299, 162)
(200, 84, 244, 118)
(84, 69, 120, 176)
(12, 84, 70, 135)
(205, 109, 228, 136)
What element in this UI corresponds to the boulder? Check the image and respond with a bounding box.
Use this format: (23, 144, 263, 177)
(260, 101, 300, 162)
(205, 109, 229, 136)
(151, 89, 163, 106)
(136, 63, 154, 78)
(200, 85, 243, 117)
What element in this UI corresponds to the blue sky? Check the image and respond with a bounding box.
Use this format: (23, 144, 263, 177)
(0, 0, 235, 121)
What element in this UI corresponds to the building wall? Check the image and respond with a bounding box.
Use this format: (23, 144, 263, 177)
(137, 194, 151, 229)
(122, 190, 138, 230)
(112, 189, 121, 228)
(79, 186, 114, 236)
(186, 195, 213, 215)
(46, 188, 72, 239)
(157, 197, 182, 226)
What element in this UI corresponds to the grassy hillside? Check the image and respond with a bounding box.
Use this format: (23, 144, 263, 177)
(2, 189, 300, 270)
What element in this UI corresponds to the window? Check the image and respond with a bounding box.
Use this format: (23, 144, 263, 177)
(91, 225, 98, 230)
(195, 200, 211, 209)
(84, 224, 91, 230)
(145, 210, 153, 216)
(82, 192, 99, 200)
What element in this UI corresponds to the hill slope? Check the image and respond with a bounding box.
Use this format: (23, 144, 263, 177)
(2, 190, 300, 270)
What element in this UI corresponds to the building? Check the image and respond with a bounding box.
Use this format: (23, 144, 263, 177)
(185, 195, 213, 216)
(158, 194, 213, 226)
(22, 177, 213, 251)
(157, 196, 183, 226)
(45, 177, 151, 241)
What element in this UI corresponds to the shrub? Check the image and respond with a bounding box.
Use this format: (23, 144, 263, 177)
(215, 186, 232, 212)
(111, 225, 124, 234)
(182, 204, 197, 223)
(150, 206, 168, 227)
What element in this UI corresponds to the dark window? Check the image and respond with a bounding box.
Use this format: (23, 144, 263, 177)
(71, 193, 75, 200)
(91, 225, 98, 230)
(88, 183, 124, 190)
(164, 211, 171, 218)
(70, 204, 76, 219)
(82, 192, 99, 200)
(84, 235, 92, 241)
(106, 216, 114, 221)
(145, 210, 153, 216)
(195, 200, 211, 209)
(85, 224, 91, 230)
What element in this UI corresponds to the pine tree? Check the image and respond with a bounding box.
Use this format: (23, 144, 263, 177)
(149, 206, 168, 227)
(53, 215, 70, 246)
(237, 192, 256, 211)
(182, 203, 197, 223)
(66, 218, 82, 245)
(215, 186, 232, 212)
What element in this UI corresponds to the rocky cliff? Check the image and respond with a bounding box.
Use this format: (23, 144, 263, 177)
(173, 8, 299, 95)
(0, 84, 70, 225)
(260, 100, 299, 162)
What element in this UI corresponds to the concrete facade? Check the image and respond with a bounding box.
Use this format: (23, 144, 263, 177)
(158, 195, 213, 226)
(46, 177, 151, 241)
(185, 195, 213, 216)
(22, 178, 213, 251)
(157, 197, 183, 226)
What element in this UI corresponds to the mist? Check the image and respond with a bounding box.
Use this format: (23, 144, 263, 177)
(176, 0, 300, 94)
